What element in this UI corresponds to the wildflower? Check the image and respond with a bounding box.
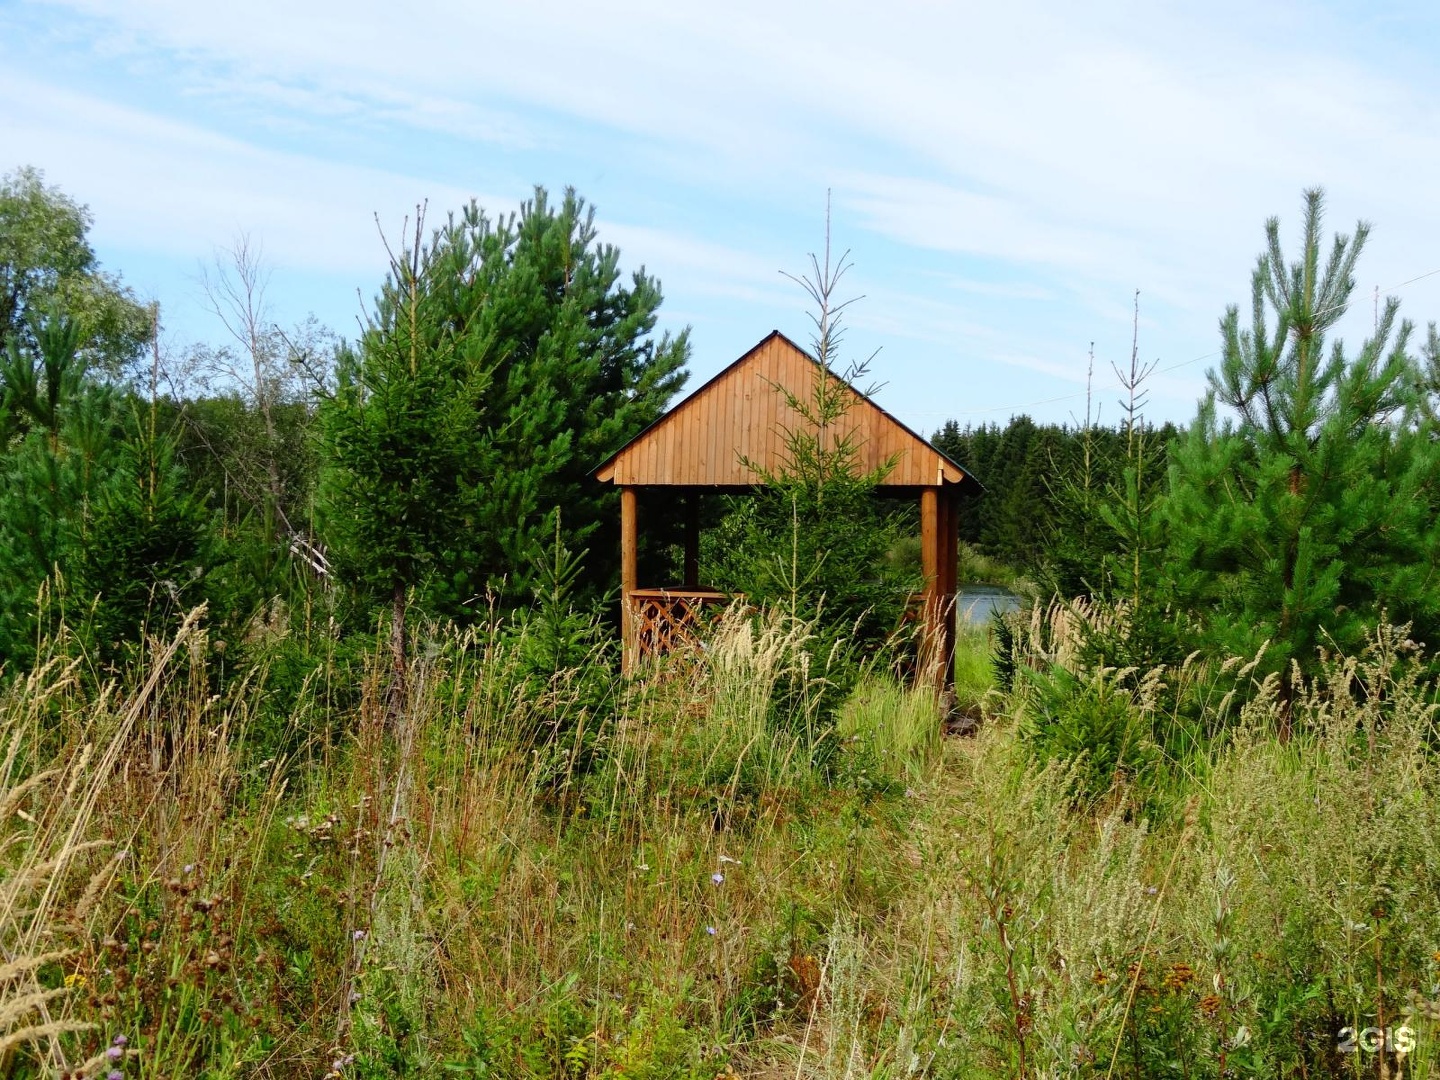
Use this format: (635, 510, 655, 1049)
(108, 1072, 123, 1080)
(711, 873, 724, 886)
(1162, 963, 1195, 992)
(63, 972, 87, 989)
(112, 1035, 128, 1047)
(183, 864, 194, 874)
(353, 930, 367, 941)
(706, 926, 716, 936)
(106, 1046, 123, 1061)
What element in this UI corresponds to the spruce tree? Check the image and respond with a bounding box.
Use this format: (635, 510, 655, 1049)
(708, 229, 918, 661)
(1162, 189, 1440, 731)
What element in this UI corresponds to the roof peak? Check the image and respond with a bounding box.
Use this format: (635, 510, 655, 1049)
(593, 331, 978, 491)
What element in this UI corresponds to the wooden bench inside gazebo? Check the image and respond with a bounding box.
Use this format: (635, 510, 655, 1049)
(592, 331, 981, 685)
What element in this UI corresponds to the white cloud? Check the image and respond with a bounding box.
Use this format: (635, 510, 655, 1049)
(8, 0, 1440, 424)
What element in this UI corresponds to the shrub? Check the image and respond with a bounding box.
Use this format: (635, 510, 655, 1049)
(1019, 664, 1162, 803)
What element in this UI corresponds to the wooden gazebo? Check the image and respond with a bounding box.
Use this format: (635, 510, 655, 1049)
(593, 331, 981, 684)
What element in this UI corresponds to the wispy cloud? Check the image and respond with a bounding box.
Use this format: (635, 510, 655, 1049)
(1, 70, 491, 275)
(942, 278, 1053, 302)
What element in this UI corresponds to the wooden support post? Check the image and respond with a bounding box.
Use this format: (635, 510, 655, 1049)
(939, 487, 958, 686)
(921, 488, 939, 589)
(683, 490, 700, 589)
(920, 487, 942, 685)
(621, 486, 638, 673)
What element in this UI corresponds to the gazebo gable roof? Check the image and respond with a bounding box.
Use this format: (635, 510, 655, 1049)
(594, 331, 977, 489)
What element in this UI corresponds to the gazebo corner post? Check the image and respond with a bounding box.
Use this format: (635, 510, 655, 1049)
(621, 485, 639, 673)
(919, 486, 954, 692)
(940, 486, 959, 687)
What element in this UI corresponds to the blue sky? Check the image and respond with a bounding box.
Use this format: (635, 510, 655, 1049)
(5, 0, 1440, 433)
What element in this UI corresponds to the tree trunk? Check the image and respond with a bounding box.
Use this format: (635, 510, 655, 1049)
(1276, 673, 1293, 743)
(388, 580, 407, 726)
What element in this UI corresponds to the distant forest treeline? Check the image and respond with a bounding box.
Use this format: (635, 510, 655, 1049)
(932, 415, 1179, 590)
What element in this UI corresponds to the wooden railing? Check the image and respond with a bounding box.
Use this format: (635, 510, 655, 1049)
(623, 587, 956, 683)
(626, 587, 731, 663)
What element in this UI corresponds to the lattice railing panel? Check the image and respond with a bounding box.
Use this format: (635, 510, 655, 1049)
(628, 589, 730, 662)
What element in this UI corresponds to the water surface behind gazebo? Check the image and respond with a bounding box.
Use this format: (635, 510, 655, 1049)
(956, 586, 1022, 624)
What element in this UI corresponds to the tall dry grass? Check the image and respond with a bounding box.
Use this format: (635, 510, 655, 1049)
(2, 601, 1439, 1078)
(0, 609, 210, 1077)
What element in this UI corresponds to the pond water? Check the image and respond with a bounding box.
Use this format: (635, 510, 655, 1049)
(956, 586, 1023, 624)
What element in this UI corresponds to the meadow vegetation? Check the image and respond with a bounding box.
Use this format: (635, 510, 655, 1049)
(2, 597, 1439, 1079)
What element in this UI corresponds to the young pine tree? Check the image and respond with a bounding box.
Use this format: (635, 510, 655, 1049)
(710, 223, 918, 658)
(407, 188, 688, 607)
(0, 314, 121, 667)
(1162, 189, 1440, 732)
(319, 210, 492, 712)
(0, 311, 212, 669)
(75, 411, 214, 660)
(321, 192, 688, 708)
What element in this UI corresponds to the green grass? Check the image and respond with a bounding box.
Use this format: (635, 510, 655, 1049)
(952, 623, 994, 716)
(3, 607, 1439, 1078)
